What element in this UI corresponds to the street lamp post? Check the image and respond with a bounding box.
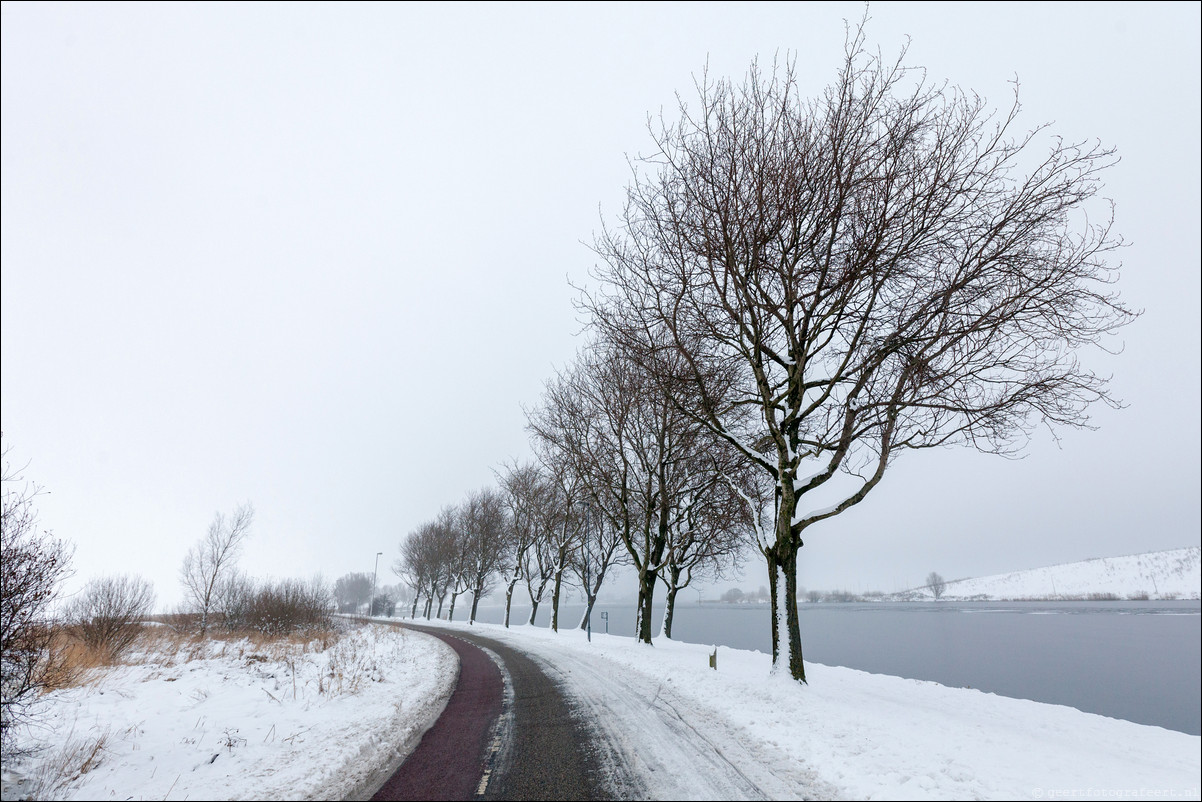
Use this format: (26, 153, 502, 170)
(371, 551, 383, 617)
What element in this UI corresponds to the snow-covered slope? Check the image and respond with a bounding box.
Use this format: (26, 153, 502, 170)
(922, 547, 1200, 601)
(0, 624, 458, 801)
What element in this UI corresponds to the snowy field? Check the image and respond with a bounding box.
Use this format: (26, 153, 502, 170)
(3, 617, 1199, 801)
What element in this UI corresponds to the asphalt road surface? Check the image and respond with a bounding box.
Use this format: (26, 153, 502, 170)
(369, 622, 611, 801)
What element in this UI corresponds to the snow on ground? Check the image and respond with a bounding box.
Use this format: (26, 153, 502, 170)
(3, 616, 1199, 801)
(0, 623, 457, 801)
(918, 547, 1201, 601)
(420, 617, 1200, 802)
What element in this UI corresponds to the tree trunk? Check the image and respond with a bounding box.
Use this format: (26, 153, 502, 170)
(551, 565, 565, 632)
(661, 562, 684, 639)
(766, 548, 780, 665)
(781, 545, 806, 683)
(662, 584, 679, 639)
(469, 580, 483, 624)
(578, 564, 607, 631)
(771, 481, 806, 682)
(504, 578, 520, 627)
(635, 565, 657, 644)
(578, 593, 596, 631)
(528, 598, 540, 626)
(410, 594, 420, 619)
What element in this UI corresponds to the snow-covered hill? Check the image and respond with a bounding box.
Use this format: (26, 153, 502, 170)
(916, 547, 1200, 601)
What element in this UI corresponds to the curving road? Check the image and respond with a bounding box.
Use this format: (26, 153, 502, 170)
(369, 622, 610, 801)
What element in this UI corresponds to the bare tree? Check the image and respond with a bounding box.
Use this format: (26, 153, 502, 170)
(540, 458, 584, 633)
(497, 462, 542, 627)
(460, 487, 509, 625)
(927, 572, 947, 600)
(585, 25, 1134, 681)
(443, 505, 476, 623)
(428, 507, 459, 619)
(333, 572, 373, 613)
(658, 462, 747, 639)
(571, 495, 626, 634)
(529, 347, 665, 640)
(521, 475, 560, 626)
(179, 502, 254, 635)
(1, 436, 73, 752)
(65, 574, 156, 659)
(394, 525, 434, 619)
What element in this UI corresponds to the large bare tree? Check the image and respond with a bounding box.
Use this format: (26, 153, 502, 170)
(180, 502, 254, 635)
(585, 28, 1134, 680)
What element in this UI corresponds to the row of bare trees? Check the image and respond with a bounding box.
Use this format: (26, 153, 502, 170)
(572, 20, 1134, 681)
(392, 348, 754, 642)
(398, 19, 1130, 684)
(393, 466, 628, 635)
(525, 338, 750, 643)
(395, 489, 508, 625)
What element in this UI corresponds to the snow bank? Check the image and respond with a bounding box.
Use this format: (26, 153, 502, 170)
(0, 624, 458, 801)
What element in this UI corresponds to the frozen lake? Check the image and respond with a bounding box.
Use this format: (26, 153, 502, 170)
(434, 598, 1202, 735)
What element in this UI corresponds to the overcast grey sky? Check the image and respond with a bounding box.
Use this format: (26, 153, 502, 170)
(2, 2, 1199, 608)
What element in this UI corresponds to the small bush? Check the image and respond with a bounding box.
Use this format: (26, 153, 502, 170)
(215, 571, 257, 632)
(240, 577, 333, 636)
(64, 574, 156, 659)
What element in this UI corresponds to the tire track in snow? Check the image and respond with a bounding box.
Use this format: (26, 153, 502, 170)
(524, 645, 831, 801)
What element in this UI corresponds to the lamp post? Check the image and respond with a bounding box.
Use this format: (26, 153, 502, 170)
(371, 551, 383, 617)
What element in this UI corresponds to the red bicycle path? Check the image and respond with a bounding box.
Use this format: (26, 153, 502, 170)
(371, 626, 503, 801)
(367, 621, 609, 801)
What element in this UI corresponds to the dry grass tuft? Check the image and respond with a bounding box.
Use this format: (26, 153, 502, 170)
(21, 729, 110, 800)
